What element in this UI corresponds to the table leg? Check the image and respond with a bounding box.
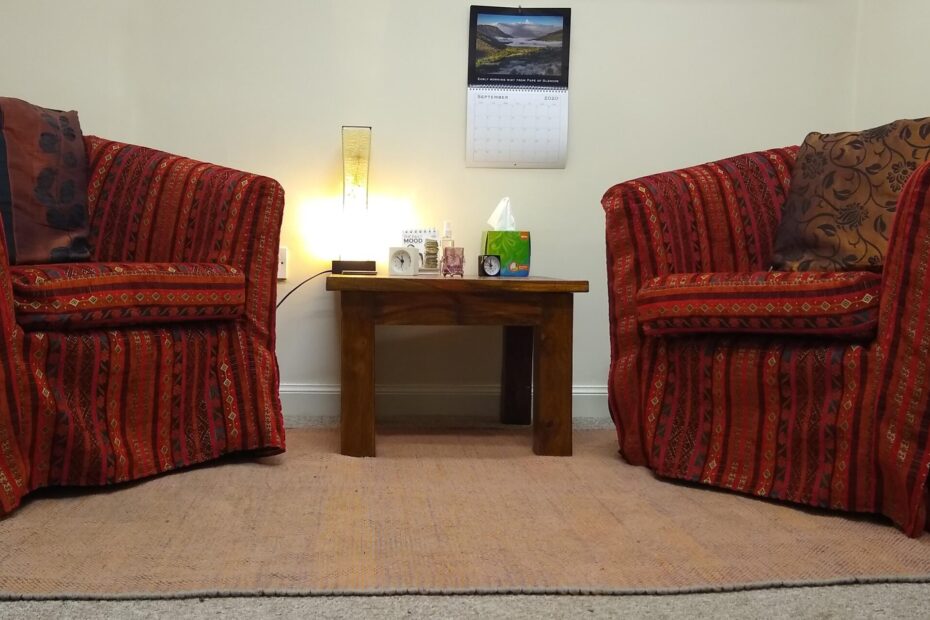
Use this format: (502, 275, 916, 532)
(533, 294, 573, 456)
(340, 291, 376, 457)
(500, 326, 533, 425)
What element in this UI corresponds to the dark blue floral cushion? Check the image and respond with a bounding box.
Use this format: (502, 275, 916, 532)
(0, 97, 90, 264)
(771, 118, 930, 271)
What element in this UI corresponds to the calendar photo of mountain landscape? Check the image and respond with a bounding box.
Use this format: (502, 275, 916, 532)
(468, 6, 571, 87)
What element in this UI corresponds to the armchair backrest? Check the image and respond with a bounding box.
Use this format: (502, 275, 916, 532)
(602, 147, 798, 280)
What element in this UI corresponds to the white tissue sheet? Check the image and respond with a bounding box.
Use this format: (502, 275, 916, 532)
(487, 197, 516, 231)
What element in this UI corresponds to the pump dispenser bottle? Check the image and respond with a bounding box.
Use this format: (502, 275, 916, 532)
(440, 220, 455, 250)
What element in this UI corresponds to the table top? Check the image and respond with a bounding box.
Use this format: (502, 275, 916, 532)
(326, 274, 589, 294)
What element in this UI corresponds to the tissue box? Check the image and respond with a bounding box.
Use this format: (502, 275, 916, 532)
(482, 231, 531, 277)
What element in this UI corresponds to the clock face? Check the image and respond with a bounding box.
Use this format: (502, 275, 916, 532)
(480, 254, 501, 276)
(389, 247, 417, 275)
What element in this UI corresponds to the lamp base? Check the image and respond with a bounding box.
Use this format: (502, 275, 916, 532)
(331, 260, 377, 275)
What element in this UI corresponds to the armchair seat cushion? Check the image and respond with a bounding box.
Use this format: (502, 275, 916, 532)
(11, 262, 246, 330)
(635, 271, 881, 338)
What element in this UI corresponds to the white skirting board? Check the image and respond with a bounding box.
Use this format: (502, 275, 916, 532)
(279, 383, 612, 429)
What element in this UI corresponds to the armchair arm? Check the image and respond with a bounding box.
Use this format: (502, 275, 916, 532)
(83, 136, 285, 348)
(600, 147, 796, 463)
(873, 160, 930, 536)
(0, 220, 29, 514)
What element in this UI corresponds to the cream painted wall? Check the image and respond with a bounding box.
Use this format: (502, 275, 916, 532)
(1, 1, 132, 137)
(854, 0, 930, 128)
(2, 0, 861, 423)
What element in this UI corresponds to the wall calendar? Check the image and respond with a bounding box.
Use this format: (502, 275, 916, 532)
(466, 6, 571, 169)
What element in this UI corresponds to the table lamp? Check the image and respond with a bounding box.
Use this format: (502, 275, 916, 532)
(332, 125, 377, 275)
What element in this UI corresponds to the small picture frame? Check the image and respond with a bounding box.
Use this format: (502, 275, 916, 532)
(468, 6, 571, 89)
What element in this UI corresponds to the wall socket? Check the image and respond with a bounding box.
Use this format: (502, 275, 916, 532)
(277, 246, 287, 280)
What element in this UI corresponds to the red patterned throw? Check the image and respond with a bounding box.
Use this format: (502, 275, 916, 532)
(603, 146, 930, 537)
(0, 137, 285, 514)
(12, 261, 245, 329)
(636, 271, 881, 338)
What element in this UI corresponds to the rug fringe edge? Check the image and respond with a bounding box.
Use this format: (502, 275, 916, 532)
(3, 574, 930, 601)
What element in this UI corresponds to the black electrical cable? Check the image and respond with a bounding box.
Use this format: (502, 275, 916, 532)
(275, 270, 332, 310)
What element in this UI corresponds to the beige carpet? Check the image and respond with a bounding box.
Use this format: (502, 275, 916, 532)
(0, 428, 928, 598)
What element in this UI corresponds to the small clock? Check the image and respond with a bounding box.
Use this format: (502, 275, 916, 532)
(478, 254, 501, 277)
(388, 246, 419, 276)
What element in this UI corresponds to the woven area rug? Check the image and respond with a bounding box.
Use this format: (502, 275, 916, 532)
(1, 428, 928, 599)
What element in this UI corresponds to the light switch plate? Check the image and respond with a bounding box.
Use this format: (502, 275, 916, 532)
(277, 247, 287, 280)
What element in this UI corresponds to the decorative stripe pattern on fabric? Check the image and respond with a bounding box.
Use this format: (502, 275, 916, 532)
(645, 336, 874, 512)
(872, 161, 930, 536)
(12, 262, 246, 330)
(18, 323, 284, 490)
(636, 271, 881, 338)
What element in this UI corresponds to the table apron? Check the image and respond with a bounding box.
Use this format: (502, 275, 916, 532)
(356, 291, 570, 326)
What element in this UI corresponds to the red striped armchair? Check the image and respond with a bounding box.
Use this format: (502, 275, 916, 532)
(0, 137, 286, 515)
(602, 148, 930, 536)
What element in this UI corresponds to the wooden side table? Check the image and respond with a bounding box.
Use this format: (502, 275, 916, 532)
(326, 274, 589, 457)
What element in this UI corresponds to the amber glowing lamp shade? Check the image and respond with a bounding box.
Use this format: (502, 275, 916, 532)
(343, 125, 371, 214)
(333, 126, 376, 274)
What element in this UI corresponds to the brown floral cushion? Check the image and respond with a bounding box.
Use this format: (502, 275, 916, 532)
(0, 97, 90, 264)
(771, 118, 930, 271)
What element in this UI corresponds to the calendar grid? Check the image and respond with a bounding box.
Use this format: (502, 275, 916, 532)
(466, 86, 569, 169)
